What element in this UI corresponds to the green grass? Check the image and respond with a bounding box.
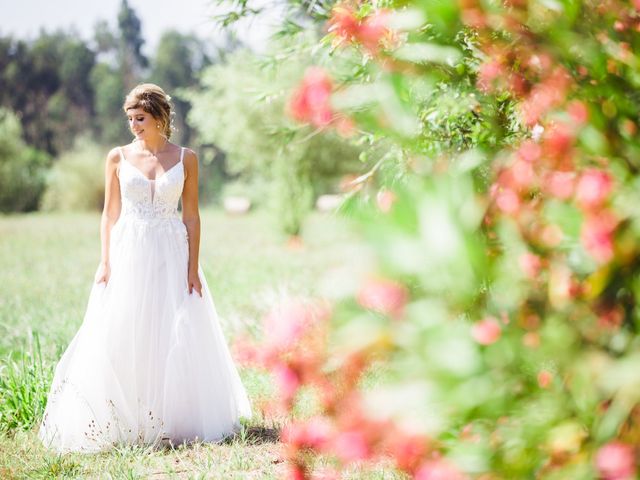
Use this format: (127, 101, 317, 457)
(0, 208, 403, 479)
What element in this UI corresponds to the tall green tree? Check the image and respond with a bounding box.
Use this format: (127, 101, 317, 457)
(0, 32, 96, 155)
(117, 0, 148, 90)
(150, 30, 211, 145)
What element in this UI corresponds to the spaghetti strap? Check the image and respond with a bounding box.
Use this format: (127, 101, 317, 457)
(179, 147, 185, 163)
(118, 146, 126, 162)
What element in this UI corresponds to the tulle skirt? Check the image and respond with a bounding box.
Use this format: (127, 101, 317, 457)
(38, 215, 252, 453)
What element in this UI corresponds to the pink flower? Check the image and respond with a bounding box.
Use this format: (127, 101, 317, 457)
(386, 431, 429, 473)
(415, 459, 466, 480)
(357, 278, 408, 318)
(303, 417, 334, 450)
(264, 300, 313, 351)
(327, 5, 360, 44)
(376, 189, 396, 213)
(567, 100, 589, 125)
(517, 140, 542, 162)
(520, 68, 571, 126)
(288, 67, 334, 127)
(327, 6, 391, 53)
(477, 59, 505, 93)
(597, 305, 624, 330)
(537, 370, 553, 388)
(596, 442, 636, 480)
(522, 332, 540, 348)
(288, 463, 307, 480)
(518, 252, 542, 279)
(273, 363, 300, 403)
(495, 187, 521, 214)
(511, 159, 535, 189)
(581, 212, 617, 264)
(544, 123, 574, 159)
(471, 318, 502, 345)
(358, 9, 391, 53)
(575, 169, 613, 210)
(333, 430, 371, 462)
(545, 171, 575, 200)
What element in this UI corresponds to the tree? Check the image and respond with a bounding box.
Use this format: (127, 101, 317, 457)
(0, 109, 50, 212)
(150, 30, 212, 145)
(0, 32, 96, 155)
(185, 40, 365, 236)
(225, 1, 640, 479)
(117, 0, 148, 90)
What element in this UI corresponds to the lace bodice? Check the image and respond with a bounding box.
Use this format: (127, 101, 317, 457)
(117, 146, 185, 220)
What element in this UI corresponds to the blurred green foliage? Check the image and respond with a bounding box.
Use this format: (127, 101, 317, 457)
(186, 39, 365, 235)
(0, 109, 51, 213)
(40, 137, 105, 212)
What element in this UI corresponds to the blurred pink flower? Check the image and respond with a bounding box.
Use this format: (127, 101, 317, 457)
(415, 459, 466, 480)
(518, 252, 542, 279)
(495, 187, 521, 214)
(537, 370, 553, 388)
(545, 171, 575, 200)
(231, 334, 259, 366)
(567, 100, 589, 125)
(328, 5, 391, 53)
(597, 305, 624, 330)
(520, 68, 571, 126)
(376, 189, 396, 213)
(288, 463, 307, 480)
(477, 59, 504, 93)
(511, 159, 535, 189)
(544, 123, 574, 159)
(472, 318, 502, 345)
(264, 300, 314, 351)
(288, 67, 334, 127)
(327, 5, 360, 43)
(304, 417, 334, 450)
(386, 430, 429, 473)
(575, 169, 613, 210)
(274, 363, 301, 403)
(522, 332, 540, 348)
(540, 224, 564, 248)
(581, 212, 617, 264)
(358, 9, 391, 53)
(357, 277, 408, 318)
(333, 430, 371, 462)
(517, 140, 542, 162)
(596, 441, 637, 480)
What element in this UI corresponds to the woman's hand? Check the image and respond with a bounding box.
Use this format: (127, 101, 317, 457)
(188, 269, 202, 297)
(95, 262, 111, 285)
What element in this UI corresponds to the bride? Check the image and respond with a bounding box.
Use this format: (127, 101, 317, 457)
(39, 83, 251, 453)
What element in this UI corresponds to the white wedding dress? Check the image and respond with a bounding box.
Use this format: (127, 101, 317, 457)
(39, 146, 251, 453)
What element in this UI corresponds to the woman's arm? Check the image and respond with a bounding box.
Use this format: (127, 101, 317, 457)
(181, 148, 203, 296)
(95, 148, 122, 284)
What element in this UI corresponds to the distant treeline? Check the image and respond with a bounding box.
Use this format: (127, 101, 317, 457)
(0, 0, 245, 212)
(0, 0, 233, 156)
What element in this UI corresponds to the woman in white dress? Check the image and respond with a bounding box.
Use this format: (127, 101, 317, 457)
(39, 83, 251, 453)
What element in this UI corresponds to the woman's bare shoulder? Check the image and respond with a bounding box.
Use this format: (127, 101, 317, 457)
(181, 147, 198, 164)
(105, 146, 125, 167)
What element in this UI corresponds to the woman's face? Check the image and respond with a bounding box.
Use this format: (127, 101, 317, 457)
(126, 108, 157, 139)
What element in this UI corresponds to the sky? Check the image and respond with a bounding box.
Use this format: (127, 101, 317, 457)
(1, 0, 283, 53)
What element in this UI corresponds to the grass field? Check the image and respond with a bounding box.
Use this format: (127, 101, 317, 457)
(0, 208, 396, 479)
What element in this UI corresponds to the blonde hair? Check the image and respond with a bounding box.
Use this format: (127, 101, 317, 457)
(123, 83, 174, 139)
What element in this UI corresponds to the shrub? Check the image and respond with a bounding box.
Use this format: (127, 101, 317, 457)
(40, 137, 105, 212)
(0, 109, 51, 213)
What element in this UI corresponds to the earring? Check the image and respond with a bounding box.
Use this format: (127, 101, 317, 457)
(156, 123, 161, 129)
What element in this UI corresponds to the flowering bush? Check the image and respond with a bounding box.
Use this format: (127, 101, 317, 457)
(231, 0, 640, 478)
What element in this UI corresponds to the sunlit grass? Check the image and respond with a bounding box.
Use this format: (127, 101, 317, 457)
(0, 207, 398, 478)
